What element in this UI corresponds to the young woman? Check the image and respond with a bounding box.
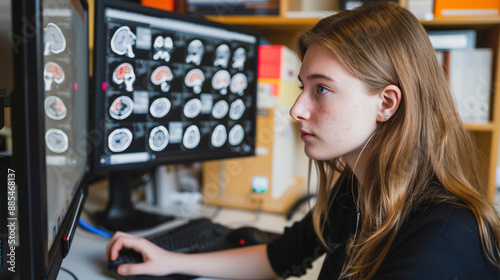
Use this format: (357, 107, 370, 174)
(106, 2, 500, 279)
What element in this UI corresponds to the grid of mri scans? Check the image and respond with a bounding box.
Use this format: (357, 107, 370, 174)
(98, 8, 258, 167)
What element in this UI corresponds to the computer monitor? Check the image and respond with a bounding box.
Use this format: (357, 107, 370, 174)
(92, 0, 260, 232)
(8, 0, 89, 279)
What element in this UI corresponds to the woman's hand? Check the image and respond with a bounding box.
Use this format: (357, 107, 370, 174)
(106, 231, 179, 276)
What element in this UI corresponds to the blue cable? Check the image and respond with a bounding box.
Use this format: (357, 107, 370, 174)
(78, 218, 113, 238)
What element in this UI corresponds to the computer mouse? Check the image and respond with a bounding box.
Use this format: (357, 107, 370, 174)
(226, 226, 268, 246)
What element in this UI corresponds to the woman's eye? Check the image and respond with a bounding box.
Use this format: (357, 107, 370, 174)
(317, 86, 329, 94)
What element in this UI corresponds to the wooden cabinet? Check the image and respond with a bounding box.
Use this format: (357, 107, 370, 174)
(208, 7, 500, 200)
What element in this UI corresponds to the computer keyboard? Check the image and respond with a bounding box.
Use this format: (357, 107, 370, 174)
(108, 218, 232, 280)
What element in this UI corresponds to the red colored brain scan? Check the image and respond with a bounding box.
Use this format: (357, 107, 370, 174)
(44, 62, 65, 91)
(112, 63, 136, 92)
(212, 70, 231, 95)
(184, 68, 205, 94)
(151, 66, 173, 92)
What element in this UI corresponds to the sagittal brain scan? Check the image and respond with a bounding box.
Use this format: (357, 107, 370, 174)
(44, 61, 65, 91)
(44, 23, 66, 55)
(97, 7, 258, 167)
(212, 70, 231, 95)
(112, 62, 136, 92)
(111, 26, 137, 58)
(151, 65, 173, 92)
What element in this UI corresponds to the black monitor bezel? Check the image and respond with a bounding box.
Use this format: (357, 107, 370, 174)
(92, 0, 260, 174)
(11, 0, 89, 279)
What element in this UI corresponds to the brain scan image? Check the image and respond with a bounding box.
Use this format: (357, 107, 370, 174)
(44, 62, 65, 91)
(211, 70, 231, 95)
(229, 99, 246, 120)
(214, 44, 230, 68)
(228, 124, 245, 146)
(230, 73, 248, 96)
(151, 66, 173, 92)
(183, 125, 201, 149)
(112, 63, 136, 92)
(183, 98, 203, 118)
(211, 100, 229, 119)
(150, 97, 171, 118)
(45, 128, 69, 153)
(185, 39, 204, 66)
(109, 96, 135, 120)
(153, 36, 174, 62)
(149, 126, 169, 152)
(43, 23, 66, 56)
(232, 47, 246, 70)
(45, 96, 67, 120)
(111, 26, 137, 58)
(184, 69, 205, 94)
(108, 128, 133, 153)
(211, 124, 227, 148)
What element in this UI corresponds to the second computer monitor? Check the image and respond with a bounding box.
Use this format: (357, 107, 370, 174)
(93, 0, 260, 173)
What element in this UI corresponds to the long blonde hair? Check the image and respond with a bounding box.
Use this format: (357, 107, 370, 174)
(296, 2, 500, 279)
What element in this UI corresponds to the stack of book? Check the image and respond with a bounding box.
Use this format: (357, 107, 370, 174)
(429, 30, 493, 123)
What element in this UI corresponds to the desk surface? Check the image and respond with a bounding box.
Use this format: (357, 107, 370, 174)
(56, 181, 323, 280)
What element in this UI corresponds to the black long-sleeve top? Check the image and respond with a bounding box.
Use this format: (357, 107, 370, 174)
(266, 176, 500, 279)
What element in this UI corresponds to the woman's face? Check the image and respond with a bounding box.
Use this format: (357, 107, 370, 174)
(290, 44, 380, 165)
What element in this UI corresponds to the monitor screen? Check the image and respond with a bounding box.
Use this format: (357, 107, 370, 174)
(93, 0, 259, 173)
(9, 0, 89, 279)
(43, 0, 88, 252)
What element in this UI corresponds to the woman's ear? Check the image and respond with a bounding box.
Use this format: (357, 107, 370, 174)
(377, 85, 401, 122)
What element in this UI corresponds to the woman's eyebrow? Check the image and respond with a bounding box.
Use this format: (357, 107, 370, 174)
(298, 73, 336, 83)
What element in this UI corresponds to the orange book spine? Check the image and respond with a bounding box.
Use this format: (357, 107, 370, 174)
(141, 0, 175, 12)
(434, 0, 500, 18)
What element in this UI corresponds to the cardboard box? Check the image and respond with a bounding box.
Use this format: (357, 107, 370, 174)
(202, 108, 304, 213)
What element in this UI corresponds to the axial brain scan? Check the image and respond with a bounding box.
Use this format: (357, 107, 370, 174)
(45, 96, 68, 120)
(109, 96, 135, 120)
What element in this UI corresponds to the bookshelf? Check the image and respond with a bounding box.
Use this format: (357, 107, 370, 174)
(208, 6, 500, 200)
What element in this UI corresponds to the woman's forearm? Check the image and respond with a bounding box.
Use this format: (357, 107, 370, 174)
(172, 244, 278, 279)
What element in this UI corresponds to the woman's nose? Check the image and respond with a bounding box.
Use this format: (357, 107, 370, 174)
(290, 92, 310, 121)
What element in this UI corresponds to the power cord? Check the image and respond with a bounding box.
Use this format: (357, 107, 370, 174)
(60, 267, 78, 280)
(78, 218, 113, 238)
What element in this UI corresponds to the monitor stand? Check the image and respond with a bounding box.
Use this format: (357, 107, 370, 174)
(95, 170, 174, 232)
